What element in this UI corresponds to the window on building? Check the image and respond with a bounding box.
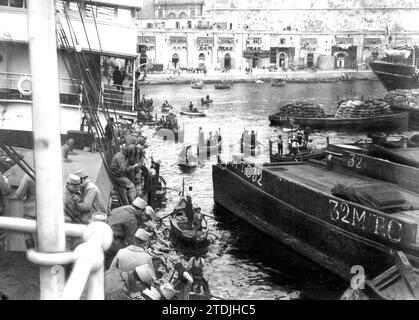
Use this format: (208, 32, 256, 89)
(191, 9, 196, 17)
(229, 23, 233, 30)
(168, 12, 176, 19)
(117, 8, 132, 24)
(187, 21, 192, 28)
(9, 0, 24, 7)
(179, 12, 187, 19)
(176, 21, 180, 29)
(158, 9, 164, 19)
(270, 48, 276, 64)
(0, 0, 9, 6)
(147, 23, 153, 29)
(280, 38, 286, 44)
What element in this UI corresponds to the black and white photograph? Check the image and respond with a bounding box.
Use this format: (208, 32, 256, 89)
(0, 0, 418, 305)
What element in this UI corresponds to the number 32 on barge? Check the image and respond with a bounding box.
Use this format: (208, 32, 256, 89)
(212, 154, 419, 299)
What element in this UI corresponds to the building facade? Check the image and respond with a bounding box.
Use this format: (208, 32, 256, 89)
(137, 0, 419, 71)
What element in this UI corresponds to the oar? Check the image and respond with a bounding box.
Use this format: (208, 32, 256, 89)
(209, 293, 228, 300)
(157, 210, 176, 221)
(161, 186, 182, 192)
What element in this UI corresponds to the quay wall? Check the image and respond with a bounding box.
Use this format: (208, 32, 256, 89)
(142, 69, 378, 85)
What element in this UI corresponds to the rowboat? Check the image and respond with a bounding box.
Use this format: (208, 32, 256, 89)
(268, 112, 409, 131)
(169, 197, 209, 245)
(214, 81, 231, 90)
(270, 147, 326, 162)
(161, 104, 172, 112)
(200, 100, 213, 107)
(282, 127, 298, 133)
(180, 109, 206, 117)
(271, 78, 286, 87)
(191, 81, 203, 89)
(178, 146, 201, 170)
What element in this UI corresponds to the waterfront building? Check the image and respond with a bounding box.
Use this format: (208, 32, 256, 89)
(137, 0, 419, 72)
(0, 0, 139, 132)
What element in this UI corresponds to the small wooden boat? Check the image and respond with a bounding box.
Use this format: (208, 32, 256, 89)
(161, 104, 172, 112)
(214, 81, 231, 90)
(200, 99, 213, 107)
(169, 197, 209, 245)
(282, 127, 298, 133)
(271, 78, 286, 87)
(178, 146, 200, 170)
(180, 109, 206, 117)
(191, 81, 203, 89)
(270, 147, 326, 162)
(268, 112, 409, 131)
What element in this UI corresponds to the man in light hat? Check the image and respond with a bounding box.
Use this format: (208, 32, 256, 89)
(63, 174, 84, 253)
(110, 228, 154, 274)
(105, 264, 155, 300)
(74, 169, 107, 224)
(110, 145, 139, 205)
(105, 197, 155, 269)
(63, 174, 83, 225)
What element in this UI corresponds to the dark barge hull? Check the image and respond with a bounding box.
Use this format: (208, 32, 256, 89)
(212, 163, 419, 283)
(268, 112, 409, 131)
(370, 60, 419, 91)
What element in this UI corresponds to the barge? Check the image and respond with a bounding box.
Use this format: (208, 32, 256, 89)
(212, 152, 419, 299)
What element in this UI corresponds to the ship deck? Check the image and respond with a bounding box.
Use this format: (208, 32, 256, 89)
(264, 162, 419, 243)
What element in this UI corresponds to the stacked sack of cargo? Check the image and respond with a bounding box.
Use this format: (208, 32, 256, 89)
(276, 102, 326, 118)
(384, 89, 419, 109)
(334, 99, 393, 118)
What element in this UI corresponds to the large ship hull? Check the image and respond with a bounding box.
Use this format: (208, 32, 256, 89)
(370, 60, 419, 91)
(212, 162, 419, 287)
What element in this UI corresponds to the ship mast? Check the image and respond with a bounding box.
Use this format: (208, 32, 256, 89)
(27, 0, 66, 299)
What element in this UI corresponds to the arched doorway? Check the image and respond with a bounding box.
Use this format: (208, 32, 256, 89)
(224, 53, 231, 69)
(278, 52, 286, 69)
(172, 53, 179, 68)
(307, 53, 314, 67)
(198, 53, 205, 67)
(139, 54, 147, 69)
(337, 53, 346, 68)
(252, 57, 259, 68)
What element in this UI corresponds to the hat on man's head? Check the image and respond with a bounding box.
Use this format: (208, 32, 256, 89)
(74, 169, 88, 179)
(135, 264, 155, 288)
(67, 174, 81, 185)
(132, 197, 147, 210)
(159, 283, 176, 300)
(135, 228, 151, 242)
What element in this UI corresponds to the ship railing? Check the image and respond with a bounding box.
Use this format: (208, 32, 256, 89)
(0, 215, 113, 300)
(0, 72, 80, 105)
(101, 82, 135, 111)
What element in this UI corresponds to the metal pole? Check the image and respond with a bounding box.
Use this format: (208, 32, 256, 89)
(132, 59, 136, 112)
(27, 0, 66, 299)
(87, 265, 105, 300)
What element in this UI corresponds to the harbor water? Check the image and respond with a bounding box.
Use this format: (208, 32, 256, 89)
(138, 80, 391, 300)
